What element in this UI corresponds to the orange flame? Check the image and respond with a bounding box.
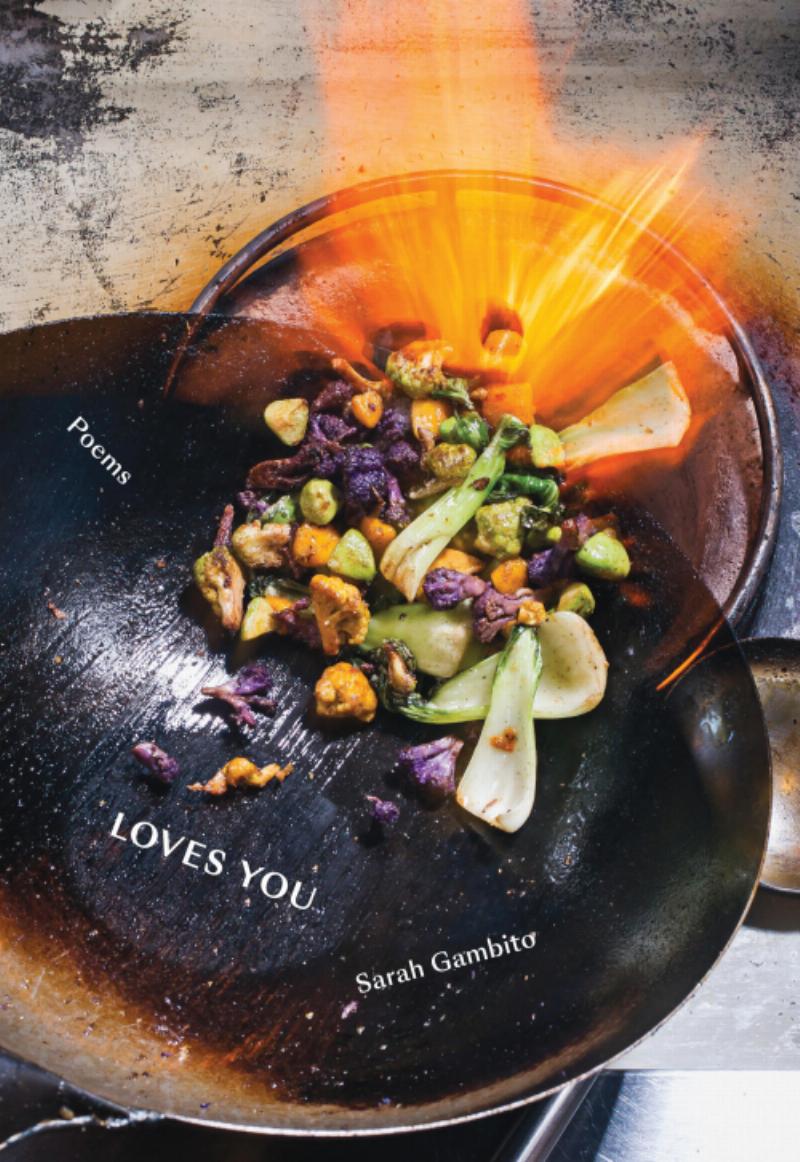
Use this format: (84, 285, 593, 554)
(300, 0, 737, 438)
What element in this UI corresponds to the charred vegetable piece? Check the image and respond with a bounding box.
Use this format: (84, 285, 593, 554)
(327, 528, 377, 582)
(300, 478, 340, 525)
(262, 495, 298, 524)
(312, 378, 355, 414)
(350, 389, 384, 428)
(364, 602, 474, 679)
(293, 523, 341, 568)
(263, 398, 309, 446)
(247, 444, 325, 492)
(474, 497, 532, 558)
(315, 661, 377, 722)
(131, 741, 179, 785)
(557, 581, 596, 616)
(439, 411, 490, 452)
(380, 414, 527, 601)
(527, 543, 573, 586)
(386, 340, 457, 399)
(490, 558, 529, 594)
(200, 662, 275, 727)
(456, 625, 542, 831)
(341, 446, 388, 516)
(240, 594, 294, 641)
(558, 362, 691, 468)
(359, 515, 397, 559)
(411, 398, 451, 446)
(430, 548, 484, 574)
(423, 441, 477, 481)
(529, 424, 565, 469)
(423, 568, 487, 610)
(274, 597, 323, 649)
(430, 379, 474, 409)
(575, 531, 631, 580)
(231, 522, 291, 569)
(472, 583, 539, 643)
(397, 735, 463, 797)
(331, 356, 391, 398)
(310, 574, 371, 654)
(193, 547, 245, 632)
(365, 639, 419, 713)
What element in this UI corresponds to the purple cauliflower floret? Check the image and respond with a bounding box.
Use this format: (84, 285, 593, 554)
(366, 795, 401, 825)
(201, 662, 276, 727)
(131, 741, 180, 785)
(237, 490, 269, 519)
(308, 412, 358, 444)
(383, 472, 410, 527)
(383, 438, 420, 480)
(423, 568, 487, 610)
(396, 735, 464, 797)
(274, 597, 323, 650)
(527, 543, 573, 587)
(311, 379, 354, 414)
(376, 406, 412, 445)
(472, 585, 532, 643)
(247, 444, 322, 491)
(341, 445, 388, 515)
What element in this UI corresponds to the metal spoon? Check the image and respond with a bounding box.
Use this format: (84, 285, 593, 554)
(742, 638, 800, 893)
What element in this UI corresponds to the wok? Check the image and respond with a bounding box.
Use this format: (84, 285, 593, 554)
(0, 312, 771, 1134)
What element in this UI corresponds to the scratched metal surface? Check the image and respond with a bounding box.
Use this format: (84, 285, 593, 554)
(0, 1, 797, 338)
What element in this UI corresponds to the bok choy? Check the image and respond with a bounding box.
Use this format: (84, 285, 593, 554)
(559, 361, 691, 469)
(380, 414, 527, 600)
(399, 611, 608, 723)
(456, 625, 542, 832)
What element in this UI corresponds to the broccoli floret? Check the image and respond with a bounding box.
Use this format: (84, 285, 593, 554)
(474, 497, 532, 558)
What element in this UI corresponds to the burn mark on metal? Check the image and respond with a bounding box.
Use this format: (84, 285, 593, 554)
(0, 2, 183, 150)
(568, 0, 799, 160)
(0, 315, 771, 1129)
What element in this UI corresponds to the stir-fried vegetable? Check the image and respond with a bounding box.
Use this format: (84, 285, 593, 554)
(456, 625, 542, 832)
(575, 531, 631, 580)
(488, 473, 560, 509)
(559, 361, 691, 468)
(399, 611, 607, 724)
(529, 423, 565, 469)
(439, 411, 490, 451)
(380, 414, 527, 600)
(474, 497, 532, 558)
(263, 398, 309, 446)
(190, 334, 690, 831)
(364, 602, 474, 678)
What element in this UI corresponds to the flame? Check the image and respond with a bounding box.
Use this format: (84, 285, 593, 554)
(298, 0, 736, 439)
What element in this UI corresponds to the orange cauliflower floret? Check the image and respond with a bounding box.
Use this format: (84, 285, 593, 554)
(314, 662, 377, 723)
(187, 756, 293, 795)
(309, 574, 370, 656)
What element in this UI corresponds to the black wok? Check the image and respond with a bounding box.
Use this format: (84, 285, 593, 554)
(0, 313, 771, 1134)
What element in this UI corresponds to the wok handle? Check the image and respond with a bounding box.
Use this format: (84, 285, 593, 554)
(490, 1076, 597, 1162)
